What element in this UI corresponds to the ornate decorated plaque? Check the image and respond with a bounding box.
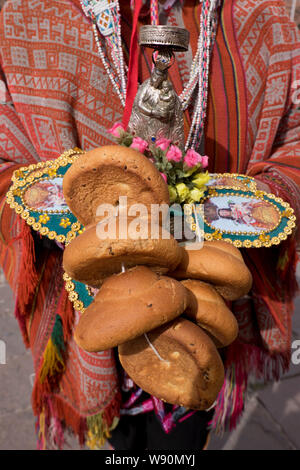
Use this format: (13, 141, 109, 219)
(6, 148, 84, 244)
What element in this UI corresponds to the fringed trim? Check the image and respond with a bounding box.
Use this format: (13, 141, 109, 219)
(36, 399, 65, 450)
(34, 392, 121, 450)
(86, 414, 114, 450)
(86, 391, 121, 450)
(39, 315, 65, 384)
(86, 395, 121, 448)
(31, 275, 121, 449)
(12, 221, 39, 316)
(39, 337, 65, 384)
(32, 314, 67, 414)
(56, 288, 74, 344)
(36, 409, 47, 450)
(47, 398, 65, 450)
(209, 341, 291, 434)
(276, 237, 299, 300)
(14, 298, 30, 347)
(50, 396, 88, 447)
(103, 389, 122, 429)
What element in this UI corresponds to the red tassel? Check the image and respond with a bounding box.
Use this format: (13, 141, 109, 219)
(16, 221, 39, 316)
(32, 363, 52, 415)
(49, 396, 88, 447)
(33, 381, 121, 449)
(14, 299, 30, 347)
(276, 237, 299, 300)
(57, 288, 75, 344)
(102, 389, 122, 429)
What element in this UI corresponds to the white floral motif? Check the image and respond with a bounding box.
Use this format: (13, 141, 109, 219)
(266, 76, 286, 106)
(38, 120, 56, 148)
(59, 127, 75, 150)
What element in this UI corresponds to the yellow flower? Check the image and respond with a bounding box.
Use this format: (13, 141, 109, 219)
(39, 214, 50, 224)
(259, 233, 270, 243)
(47, 167, 57, 178)
(187, 187, 204, 203)
(168, 185, 178, 203)
(208, 188, 218, 197)
(14, 169, 24, 179)
(282, 208, 293, 218)
(212, 230, 222, 240)
(192, 171, 210, 189)
(60, 217, 71, 228)
(13, 188, 22, 197)
(175, 183, 190, 203)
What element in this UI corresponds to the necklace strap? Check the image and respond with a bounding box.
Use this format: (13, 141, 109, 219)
(150, 0, 159, 25)
(122, 0, 143, 128)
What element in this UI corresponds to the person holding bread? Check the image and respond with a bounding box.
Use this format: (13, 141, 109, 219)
(0, 0, 299, 450)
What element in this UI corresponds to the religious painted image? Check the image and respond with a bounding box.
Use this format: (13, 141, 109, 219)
(204, 195, 280, 233)
(23, 177, 69, 212)
(207, 175, 253, 191)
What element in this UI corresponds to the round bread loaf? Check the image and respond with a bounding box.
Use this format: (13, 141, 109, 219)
(63, 145, 170, 226)
(169, 241, 252, 300)
(74, 266, 189, 352)
(63, 219, 182, 286)
(118, 318, 225, 410)
(181, 279, 238, 347)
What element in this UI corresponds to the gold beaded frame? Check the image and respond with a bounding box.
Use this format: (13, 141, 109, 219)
(6, 148, 85, 244)
(63, 272, 86, 313)
(189, 188, 296, 248)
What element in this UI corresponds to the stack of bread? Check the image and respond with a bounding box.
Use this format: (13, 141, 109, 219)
(62, 145, 252, 411)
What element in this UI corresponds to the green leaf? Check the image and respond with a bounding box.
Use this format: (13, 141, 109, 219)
(121, 134, 134, 146)
(175, 169, 185, 179)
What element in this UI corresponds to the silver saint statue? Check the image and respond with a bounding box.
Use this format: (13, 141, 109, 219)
(128, 26, 190, 150)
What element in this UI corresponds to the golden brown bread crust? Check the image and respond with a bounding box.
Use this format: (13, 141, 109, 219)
(181, 279, 238, 347)
(63, 221, 182, 286)
(118, 318, 225, 410)
(169, 241, 252, 301)
(74, 267, 190, 352)
(63, 145, 170, 226)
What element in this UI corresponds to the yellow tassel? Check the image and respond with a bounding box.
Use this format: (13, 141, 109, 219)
(86, 413, 112, 450)
(38, 409, 46, 450)
(40, 337, 65, 384)
(86, 430, 106, 450)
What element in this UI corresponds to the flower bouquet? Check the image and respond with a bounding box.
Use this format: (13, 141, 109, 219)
(107, 122, 210, 205)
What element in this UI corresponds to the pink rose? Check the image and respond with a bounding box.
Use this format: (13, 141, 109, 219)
(201, 155, 209, 168)
(160, 172, 167, 183)
(155, 137, 171, 151)
(166, 145, 182, 163)
(184, 149, 202, 168)
(130, 137, 149, 153)
(107, 122, 125, 137)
